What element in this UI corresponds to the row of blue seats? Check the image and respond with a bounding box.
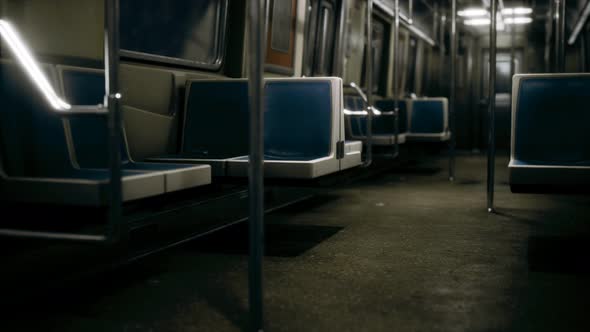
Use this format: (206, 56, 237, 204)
(0, 61, 363, 206)
(509, 73, 590, 192)
(0, 60, 212, 206)
(343, 95, 451, 145)
(150, 77, 362, 178)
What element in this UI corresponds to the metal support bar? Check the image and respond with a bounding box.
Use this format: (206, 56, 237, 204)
(555, 0, 566, 72)
(105, 0, 123, 244)
(449, 0, 457, 182)
(247, 0, 266, 330)
(392, 0, 400, 159)
(334, 0, 350, 77)
(364, 0, 373, 167)
(408, 0, 413, 24)
(510, 26, 516, 78)
(439, 14, 446, 90)
(487, 0, 497, 213)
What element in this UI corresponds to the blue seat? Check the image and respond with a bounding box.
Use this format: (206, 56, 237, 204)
(148, 80, 250, 176)
(227, 78, 351, 178)
(155, 77, 361, 178)
(509, 74, 590, 193)
(407, 98, 450, 142)
(0, 60, 165, 206)
(58, 66, 211, 192)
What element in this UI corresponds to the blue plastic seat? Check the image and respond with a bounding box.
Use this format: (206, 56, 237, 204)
(0, 60, 165, 206)
(407, 98, 450, 142)
(148, 79, 250, 176)
(509, 74, 590, 193)
(58, 66, 211, 192)
(154, 77, 361, 178)
(227, 78, 353, 178)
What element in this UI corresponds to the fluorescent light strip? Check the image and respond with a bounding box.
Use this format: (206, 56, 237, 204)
(568, 1, 590, 45)
(0, 19, 71, 110)
(502, 7, 533, 15)
(505, 17, 533, 24)
(458, 8, 488, 18)
(464, 18, 491, 26)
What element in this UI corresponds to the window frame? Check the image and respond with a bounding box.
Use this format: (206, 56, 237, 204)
(303, 0, 339, 77)
(361, 9, 392, 96)
(265, 0, 298, 75)
(119, 0, 229, 71)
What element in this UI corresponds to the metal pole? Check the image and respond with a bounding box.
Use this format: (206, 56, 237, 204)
(334, 0, 350, 77)
(510, 25, 516, 78)
(556, 0, 566, 72)
(439, 14, 446, 92)
(364, 0, 373, 167)
(487, 0, 497, 213)
(104, 0, 122, 243)
(393, 0, 400, 157)
(247, 0, 265, 331)
(408, 0, 413, 24)
(449, 0, 457, 182)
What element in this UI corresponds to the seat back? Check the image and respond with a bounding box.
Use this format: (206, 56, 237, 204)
(0, 60, 74, 177)
(374, 99, 408, 133)
(408, 98, 448, 134)
(183, 80, 250, 159)
(58, 66, 130, 168)
(264, 79, 336, 160)
(511, 74, 590, 166)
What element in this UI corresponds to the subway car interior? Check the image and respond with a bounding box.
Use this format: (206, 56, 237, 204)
(1, 0, 589, 331)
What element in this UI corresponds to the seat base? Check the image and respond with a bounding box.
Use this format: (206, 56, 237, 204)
(341, 141, 363, 170)
(509, 162, 590, 193)
(350, 134, 407, 146)
(227, 156, 340, 179)
(147, 156, 231, 177)
(0, 170, 165, 207)
(124, 162, 211, 192)
(406, 131, 451, 142)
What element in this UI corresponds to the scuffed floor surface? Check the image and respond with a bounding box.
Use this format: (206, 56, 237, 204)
(3, 154, 590, 331)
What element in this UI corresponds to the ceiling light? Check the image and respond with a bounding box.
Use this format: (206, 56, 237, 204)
(0, 19, 71, 110)
(464, 18, 491, 26)
(505, 17, 533, 24)
(458, 8, 488, 17)
(502, 7, 533, 15)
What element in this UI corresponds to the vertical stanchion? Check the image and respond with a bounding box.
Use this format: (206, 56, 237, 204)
(247, 0, 265, 331)
(364, 0, 373, 167)
(510, 25, 516, 78)
(104, 0, 122, 242)
(449, 0, 457, 182)
(392, 0, 400, 157)
(487, 0, 497, 213)
(556, 0, 566, 72)
(439, 14, 446, 91)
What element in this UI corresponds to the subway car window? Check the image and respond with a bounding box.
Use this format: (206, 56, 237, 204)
(361, 13, 389, 95)
(120, 0, 227, 69)
(266, 0, 297, 73)
(304, 0, 338, 76)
